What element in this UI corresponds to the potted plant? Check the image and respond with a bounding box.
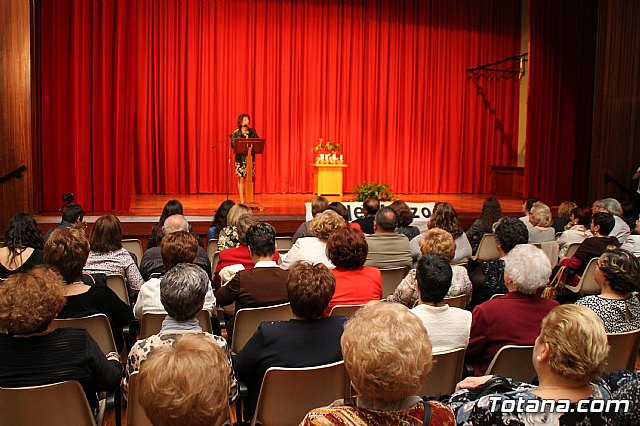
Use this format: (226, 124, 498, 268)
(352, 181, 397, 201)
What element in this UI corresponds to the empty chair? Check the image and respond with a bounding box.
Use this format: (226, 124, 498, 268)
(251, 361, 351, 426)
(139, 311, 213, 339)
(443, 293, 469, 309)
(563, 258, 600, 295)
(231, 303, 293, 354)
(485, 345, 536, 383)
(52, 313, 116, 355)
(606, 329, 640, 372)
(329, 304, 364, 318)
(418, 348, 466, 397)
(122, 239, 143, 267)
(471, 234, 500, 261)
(380, 266, 410, 298)
(106, 274, 130, 305)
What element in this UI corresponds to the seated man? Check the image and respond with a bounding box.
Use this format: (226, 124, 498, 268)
(138, 334, 232, 426)
(139, 214, 211, 280)
(134, 231, 216, 319)
(411, 253, 471, 354)
(215, 223, 289, 339)
(43, 202, 85, 240)
(364, 207, 412, 269)
(352, 197, 379, 234)
(125, 263, 235, 402)
(235, 262, 346, 422)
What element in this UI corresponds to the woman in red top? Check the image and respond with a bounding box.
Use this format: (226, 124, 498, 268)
(324, 227, 382, 316)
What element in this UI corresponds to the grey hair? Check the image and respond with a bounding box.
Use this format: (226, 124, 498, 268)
(164, 214, 189, 234)
(593, 198, 622, 216)
(504, 244, 551, 294)
(160, 263, 209, 321)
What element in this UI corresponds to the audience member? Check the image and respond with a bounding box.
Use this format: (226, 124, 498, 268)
(576, 247, 640, 333)
(518, 197, 538, 229)
(352, 197, 380, 234)
(43, 202, 85, 240)
(467, 217, 529, 310)
(602, 370, 640, 425)
(621, 216, 640, 256)
(236, 262, 345, 421)
(527, 201, 556, 243)
(300, 301, 455, 425)
(0, 267, 122, 417)
(450, 305, 610, 425)
(410, 202, 472, 264)
(281, 209, 345, 270)
(388, 228, 472, 308)
(135, 231, 216, 319)
(364, 207, 412, 269)
(389, 199, 420, 240)
(324, 226, 382, 316)
(327, 201, 351, 223)
(0, 213, 44, 279)
(208, 199, 235, 241)
(411, 254, 471, 354)
(466, 244, 558, 375)
(557, 206, 592, 257)
(147, 199, 183, 249)
(215, 223, 289, 339)
(593, 198, 630, 244)
(553, 200, 577, 233)
(138, 334, 232, 426)
(218, 203, 253, 251)
(83, 214, 144, 292)
(45, 227, 133, 352)
(466, 197, 502, 255)
(125, 263, 235, 402)
(292, 196, 329, 243)
(139, 215, 211, 280)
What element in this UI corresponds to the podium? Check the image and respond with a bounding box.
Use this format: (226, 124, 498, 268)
(233, 138, 265, 207)
(311, 164, 347, 197)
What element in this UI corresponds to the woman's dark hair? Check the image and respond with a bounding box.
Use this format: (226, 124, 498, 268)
(480, 197, 502, 232)
(89, 215, 123, 253)
(3, 213, 44, 259)
(598, 248, 640, 294)
(389, 200, 414, 228)
(151, 200, 184, 243)
(571, 207, 592, 226)
(428, 202, 463, 238)
(524, 198, 539, 212)
(326, 227, 368, 270)
(210, 200, 235, 238)
(236, 113, 251, 128)
(328, 202, 350, 222)
(416, 253, 453, 304)
(494, 217, 528, 253)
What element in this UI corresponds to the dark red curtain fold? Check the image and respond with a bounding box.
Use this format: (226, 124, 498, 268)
(37, 0, 521, 212)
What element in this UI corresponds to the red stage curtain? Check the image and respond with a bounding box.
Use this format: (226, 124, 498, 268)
(525, 0, 598, 205)
(36, 0, 521, 212)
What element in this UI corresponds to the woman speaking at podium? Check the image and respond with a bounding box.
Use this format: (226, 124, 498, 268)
(230, 113, 259, 203)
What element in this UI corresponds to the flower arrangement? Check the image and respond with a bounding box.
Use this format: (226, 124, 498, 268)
(313, 138, 344, 164)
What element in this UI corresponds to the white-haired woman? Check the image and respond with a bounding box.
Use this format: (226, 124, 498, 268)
(465, 244, 559, 375)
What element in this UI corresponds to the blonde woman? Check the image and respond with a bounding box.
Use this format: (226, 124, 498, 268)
(218, 203, 253, 251)
(527, 201, 555, 243)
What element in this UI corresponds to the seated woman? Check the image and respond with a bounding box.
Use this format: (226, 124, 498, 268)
(602, 370, 640, 425)
(138, 334, 231, 426)
(557, 206, 592, 257)
(83, 215, 144, 292)
(0, 213, 45, 279)
(411, 253, 472, 354)
(389, 200, 420, 241)
(208, 199, 235, 241)
(147, 199, 183, 249)
(450, 304, 610, 425)
(45, 227, 134, 352)
(388, 228, 472, 308)
(553, 200, 577, 233)
(280, 210, 345, 270)
(125, 263, 235, 402)
(527, 201, 556, 243)
(324, 226, 382, 316)
(466, 197, 502, 255)
(0, 267, 122, 417)
(467, 217, 529, 310)
(466, 244, 558, 376)
(236, 262, 346, 422)
(218, 203, 253, 251)
(410, 202, 472, 265)
(300, 301, 455, 425)
(576, 247, 640, 333)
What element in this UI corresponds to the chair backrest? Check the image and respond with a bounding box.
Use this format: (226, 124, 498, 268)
(251, 361, 351, 426)
(275, 236, 293, 252)
(106, 274, 130, 305)
(122, 239, 143, 267)
(207, 239, 218, 264)
(329, 304, 364, 319)
(231, 303, 293, 354)
(472, 234, 500, 261)
(606, 329, 640, 372)
(418, 348, 466, 397)
(443, 294, 469, 309)
(52, 314, 117, 355)
(379, 266, 410, 298)
(127, 371, 152, 426)
(564, 257, 601, 294)
(211, 251, 221, 276)
(537, 241, 559, 268)
(139, 311, 213, 339)
(485, 345, 536, 383)
(564, 242, 582, 258)
(0, 381, 97, 426)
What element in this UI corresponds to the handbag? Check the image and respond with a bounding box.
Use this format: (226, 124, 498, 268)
(542, 266, 580, 299)
(465, 375, 515, 400)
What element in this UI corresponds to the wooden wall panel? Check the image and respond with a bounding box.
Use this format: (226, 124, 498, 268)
(589, 0, 640, 203)
(0, 0, 34, 232)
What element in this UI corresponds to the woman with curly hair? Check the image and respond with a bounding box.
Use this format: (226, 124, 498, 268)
(576, 247, 640, 333)
(0, 213, 45, 279)
(410, 202, 472, 264)
(324, 226, 382, 316)
(389, 200, 420, 240)
(217, 203, 253, 251)
(465, 197, 502, 255)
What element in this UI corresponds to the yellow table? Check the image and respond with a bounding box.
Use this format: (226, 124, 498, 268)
(311, 164, 347, 197)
